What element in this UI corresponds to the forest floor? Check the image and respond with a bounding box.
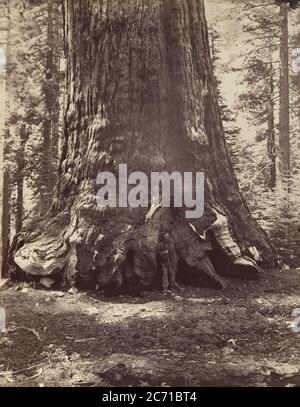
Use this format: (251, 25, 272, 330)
(0, 269, 300, 387)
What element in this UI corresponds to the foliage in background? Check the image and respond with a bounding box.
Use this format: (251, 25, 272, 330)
(211, 0, 300, 267)
(4, 0, 64, 231)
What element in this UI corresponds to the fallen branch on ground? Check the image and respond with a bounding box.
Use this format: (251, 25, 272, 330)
(8, 326, 41, 341)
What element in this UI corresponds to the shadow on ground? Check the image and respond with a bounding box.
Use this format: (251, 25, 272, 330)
(0, 269, 300, 387)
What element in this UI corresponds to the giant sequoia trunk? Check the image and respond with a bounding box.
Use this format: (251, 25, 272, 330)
(11, 0, 277, 293)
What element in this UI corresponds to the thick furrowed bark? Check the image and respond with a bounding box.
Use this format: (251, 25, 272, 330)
(11, 198, 275, 293)
(10, 0, 278, 293)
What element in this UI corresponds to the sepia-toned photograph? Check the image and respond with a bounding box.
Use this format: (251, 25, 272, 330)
(0, 0, 300, 391)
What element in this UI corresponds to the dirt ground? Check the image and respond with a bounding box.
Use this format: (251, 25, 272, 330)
(0, 269, 300, 387)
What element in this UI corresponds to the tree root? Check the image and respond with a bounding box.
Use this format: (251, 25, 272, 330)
(8, 201, 272, 294)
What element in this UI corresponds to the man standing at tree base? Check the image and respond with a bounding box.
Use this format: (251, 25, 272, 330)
(157, 232, 182, 293)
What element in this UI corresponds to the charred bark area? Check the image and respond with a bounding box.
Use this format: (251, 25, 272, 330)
(10, 0, 278, 294)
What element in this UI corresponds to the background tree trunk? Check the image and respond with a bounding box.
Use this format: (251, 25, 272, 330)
(15, 125, 28, 234)
(1, 0, 11, 278)
(1, 169, 10, 278)
(279, 2, 290, 179)
(12, 0, 277, 292)
(15, 171, 23, 234)
(40, 0, 61, 215)
(267, 62, 276, 190)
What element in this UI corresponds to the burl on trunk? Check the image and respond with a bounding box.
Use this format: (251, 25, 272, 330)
(10, 0, 277, 293)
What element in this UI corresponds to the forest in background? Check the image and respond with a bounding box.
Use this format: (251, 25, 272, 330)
(1, 0, 300, 389)
(207, 0, 300, 269)
(0, 0, 64, 276)
(0, 0, 300, 277)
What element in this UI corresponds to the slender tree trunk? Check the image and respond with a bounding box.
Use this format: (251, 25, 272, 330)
(279, 2, 290, 179)
(50, 1, 62, 170)
(1, 0, 11, 278)
(40, 0, 59, 215)
(11, 0, 277, 292)
(15, 174, 23, 234)
(15, 125, 27, 234)
(267, 63, 276, 190)
(1, 170, 10, 278)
